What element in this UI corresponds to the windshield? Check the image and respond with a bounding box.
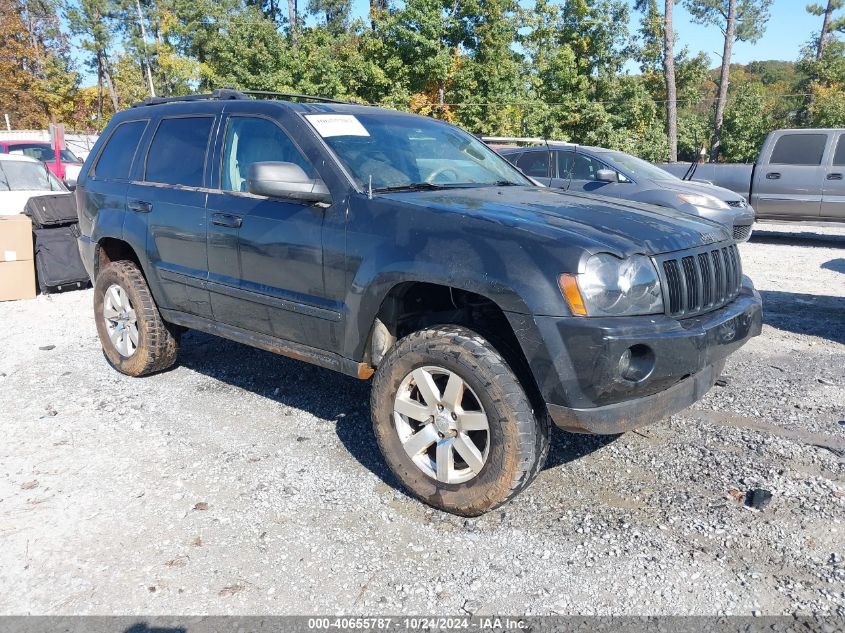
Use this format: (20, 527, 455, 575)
(0, 160, 66, 191)
(6, 143, 81, 163)
(305, 112, 531, 191)
(596, 150, 679, 182)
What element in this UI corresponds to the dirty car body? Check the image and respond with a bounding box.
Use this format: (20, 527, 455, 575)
(75, 92, 763, 514)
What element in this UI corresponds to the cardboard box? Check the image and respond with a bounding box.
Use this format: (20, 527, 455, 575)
(0, 260, 36, 301)
(0, 214, 34, 262)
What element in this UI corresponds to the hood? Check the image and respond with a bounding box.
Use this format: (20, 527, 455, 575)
(0, 190, 71, 216)
(378, 186, 731, 258)
(656, 178, 747, 205)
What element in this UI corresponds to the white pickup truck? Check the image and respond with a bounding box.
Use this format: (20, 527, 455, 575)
(658, 128, 845, 223)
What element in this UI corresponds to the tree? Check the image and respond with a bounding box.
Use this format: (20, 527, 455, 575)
(684, 0, 772, 161)
(807, 1, 844, 60)
(799, 38, 845, 126)
(66, 0, 119, 117)
(307, 0, 352, 34)
(720, 83, 770, 161)
(635, 0, 679, 160)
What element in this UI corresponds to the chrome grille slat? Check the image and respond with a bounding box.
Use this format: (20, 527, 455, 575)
(657, 243, 742, 318)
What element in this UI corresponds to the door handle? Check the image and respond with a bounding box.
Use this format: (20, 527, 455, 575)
(766, 172, 781, 180)
(127, 199, 152, 213)
(827, 173, 843, 180)
(211, 213, 243, 228)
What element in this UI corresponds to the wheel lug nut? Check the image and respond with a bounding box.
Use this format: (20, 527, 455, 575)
(451, 412, 457, 420)
(437, 404, 443, 411)
(438, 432, 444, 438)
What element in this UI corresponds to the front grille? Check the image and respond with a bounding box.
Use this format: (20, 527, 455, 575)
(657, 243, 742, 317)
(732, 224, 751, 241)
(726, 200, 746, 208)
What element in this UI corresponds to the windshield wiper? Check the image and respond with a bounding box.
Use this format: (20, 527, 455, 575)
(373, 180, 523, 193)
(372, 182, 448, 193)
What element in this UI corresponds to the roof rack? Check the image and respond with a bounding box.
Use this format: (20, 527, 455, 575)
(132, 88, 353, 108)
(240, 90, 349, 104)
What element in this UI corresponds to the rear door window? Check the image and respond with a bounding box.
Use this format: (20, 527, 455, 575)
(769, 134, 827, 165)
(93, 120, 148, 180)
(145, 116, 214, 187)
(833, 136, 845, 166)
(515, 151, 549, 178)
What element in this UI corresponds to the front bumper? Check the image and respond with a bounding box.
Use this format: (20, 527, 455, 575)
(694, 205, 755, 242)
(537, 277, 762, 434)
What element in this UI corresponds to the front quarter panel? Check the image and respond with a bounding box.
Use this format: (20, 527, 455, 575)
(342, 193, 578, 360)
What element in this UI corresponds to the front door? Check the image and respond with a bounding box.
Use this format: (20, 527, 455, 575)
(753, 132, 826, 219)
(133, 114, 216, 318)
(205, 114, 332, 346)
(550, 150, 625, 196)
(821, 132, 845, 219)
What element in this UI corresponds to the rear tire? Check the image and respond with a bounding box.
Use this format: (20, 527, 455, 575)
(371, 325, 550, 516)
(94, 260, 180, 377)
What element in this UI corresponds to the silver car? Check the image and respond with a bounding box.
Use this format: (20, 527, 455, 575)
(498, 143, 755, 241)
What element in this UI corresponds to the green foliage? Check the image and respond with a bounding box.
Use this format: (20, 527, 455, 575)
(799, 38, 845, 126)
(8, 0, 841, 161)
(720, 83, 771, 161)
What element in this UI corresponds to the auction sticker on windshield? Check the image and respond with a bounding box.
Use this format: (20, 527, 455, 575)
(305, 114, 370, 137)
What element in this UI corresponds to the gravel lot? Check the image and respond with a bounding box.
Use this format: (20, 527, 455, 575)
(0, 222, 843, 616)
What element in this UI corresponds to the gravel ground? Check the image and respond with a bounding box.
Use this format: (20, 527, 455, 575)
(0, 222, 843, 616)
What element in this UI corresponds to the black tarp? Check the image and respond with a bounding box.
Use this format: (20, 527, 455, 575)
(23, 193, 78, 228)
(33, 226, 89, 293)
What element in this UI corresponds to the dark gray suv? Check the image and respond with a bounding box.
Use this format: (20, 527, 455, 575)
(75, 90, 762, 515)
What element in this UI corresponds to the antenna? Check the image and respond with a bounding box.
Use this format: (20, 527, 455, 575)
(368, 174, 373, 199)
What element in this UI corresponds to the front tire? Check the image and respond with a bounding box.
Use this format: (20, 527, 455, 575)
(94, 260, 180, 377)
(371, 325, 550, 516)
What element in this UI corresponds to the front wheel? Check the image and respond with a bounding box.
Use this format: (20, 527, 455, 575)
(94, 260, 180, 377)
(370, 325, 550, 516)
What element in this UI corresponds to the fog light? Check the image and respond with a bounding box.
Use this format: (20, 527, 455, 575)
(618, 344, 654, 382)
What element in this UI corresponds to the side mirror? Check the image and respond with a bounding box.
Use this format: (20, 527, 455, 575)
(246, 161, 331, 203)
(595, 169, 618, 183)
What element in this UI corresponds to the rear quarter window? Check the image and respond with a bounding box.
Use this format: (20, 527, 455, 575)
(145, 116, 214, 187)
(93, 120, 148, 180)
(769, 133, 828, 166)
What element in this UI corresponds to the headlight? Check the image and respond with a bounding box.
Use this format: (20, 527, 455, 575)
(560, 254, 664, 317)
(677, 193, 730, 210)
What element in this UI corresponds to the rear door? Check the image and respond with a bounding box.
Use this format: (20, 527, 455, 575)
(204, 111, 331, 345)
(128, 112, 217, 318)
(78, 118, 149, 244)
(821, 132, 845, 219)
(753, 132, 827, 219)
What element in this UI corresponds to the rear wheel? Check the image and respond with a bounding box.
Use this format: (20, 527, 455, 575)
(94, 260, 180, 376)
(371, 325, 550, 516)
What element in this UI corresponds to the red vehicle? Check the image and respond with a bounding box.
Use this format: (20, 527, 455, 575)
(0, 140, 83, 184)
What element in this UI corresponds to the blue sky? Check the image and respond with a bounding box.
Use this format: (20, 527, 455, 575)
(666, 0, 818, 66)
